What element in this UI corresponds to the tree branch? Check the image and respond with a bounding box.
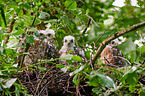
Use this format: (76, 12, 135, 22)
(92, 21, 145, 65)
(77, 18, 91, 42)
(3, 15, 16, 44)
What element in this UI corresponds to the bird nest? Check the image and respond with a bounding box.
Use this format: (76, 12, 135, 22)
(16, 64, 92, 96)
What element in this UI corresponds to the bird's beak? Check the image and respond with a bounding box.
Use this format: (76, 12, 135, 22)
(68, 40, 71, 45)
(44, 35, 47, 38)
(53, 35, 55, 39)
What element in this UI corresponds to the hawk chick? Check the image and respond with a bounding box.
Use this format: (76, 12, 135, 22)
(59, 36, 85, 63)
(100, 40, 127, 67)
(17, 28, 59, 67)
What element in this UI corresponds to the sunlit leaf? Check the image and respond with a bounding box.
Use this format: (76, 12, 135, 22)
(38, 67, 46, 71)
(65, 1, 77, 9)
(70, 65, 84, 76)
(61, 66, 70, 73)
(72, 55, 82, 62)
(60, 54, 73, 60)
(56, 64, 65, 68)
(2, 78, 17, 88)
(38, 12, 50, 20)
(73, 73, 79, 86)
(87, 71, 116, 89)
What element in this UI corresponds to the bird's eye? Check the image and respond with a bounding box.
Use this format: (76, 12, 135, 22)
(40, 33, 43, 36)
(70, 39, 73, 43)
(111, 41, 115, 44)
(65, 40, 67, 42)
(47, 34, 51, 36)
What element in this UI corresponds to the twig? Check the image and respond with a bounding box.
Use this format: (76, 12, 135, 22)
(106, 86, 121, 96)
(34, 66, 55, 96)
(19, 43, 30, 68)
(102, 57, 120, 67)
(77, 18, 91, 42)
(113, 56, 131, 65)
(38, 75, 53, 96)
(92, 21, 145, 65)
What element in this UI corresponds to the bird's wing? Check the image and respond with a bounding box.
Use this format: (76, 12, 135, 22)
(45, 42, 59, 59)
(101, 46, 114, 64)
(74, 46, 85, 58)
(111, 46, 127, 66)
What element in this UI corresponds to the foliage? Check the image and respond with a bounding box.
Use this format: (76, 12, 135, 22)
(0, 0, 145, 95)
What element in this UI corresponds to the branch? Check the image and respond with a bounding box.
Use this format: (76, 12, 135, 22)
(34, 66, 55, 96)
(19, 12, 39, 68)
(94, 8, 134, 45)
(92, 21, 145, 65)
(77, 18, 91, 42)
(3, 15, 16, 44)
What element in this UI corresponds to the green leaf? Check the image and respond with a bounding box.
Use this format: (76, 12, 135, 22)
(121, 66, 138, 87)
(87, 75, 100, 87)
(28, 28, 37, 32)
(119, 38, 136, 54)
(65, 1, 77, 9)
(38, 67, 46, 71)
(25, 35, 34, 45)
(88, 71, 116, 89)
(34, 19, 41, 25)
(15, 87, 20, 96)
(6, 37, 19, 48)
(121, 66, 137, 83)
(38, 12, 50, 20)
(140, 87, 145, 96)
(127, 72, 138, 87)
(56, 64, 65, 68)
(72, 55, 82, 62)
(0, 7, 7, 27)
(2, 78, 17, 88)
(69, 65, 85, 76)
(12, 28, 24, 35)
(73, 74, 79, 86)
(61, 66, 70, 73)
(60, 54, 73, 60)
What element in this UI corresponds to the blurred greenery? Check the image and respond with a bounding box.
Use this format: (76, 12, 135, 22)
(0, 0, 145, 95)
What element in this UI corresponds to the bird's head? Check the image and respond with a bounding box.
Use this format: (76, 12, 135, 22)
(37, 29, 55, 42)
(63, 36, 75, 48)
(108, 40, 118, 48)
(45, 29, 55, 42)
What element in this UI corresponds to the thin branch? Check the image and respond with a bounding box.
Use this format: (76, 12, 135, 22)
(34, 66, 55, 96)
(92, 21, 145, 65)
(19, 43, 30, 68)
(38, 75, 53, 96)
(77, 18, 91, 42)
(113, 56, 131, 65)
